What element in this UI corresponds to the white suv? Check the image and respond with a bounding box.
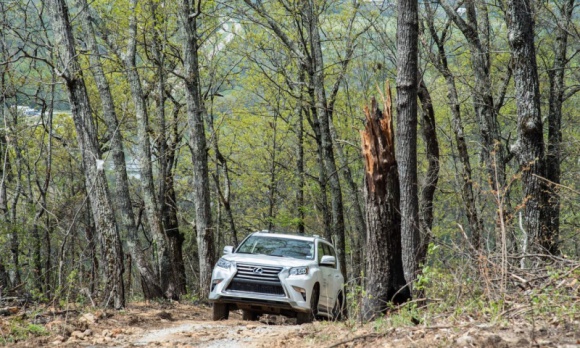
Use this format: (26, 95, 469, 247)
(209, 231, 345, 323)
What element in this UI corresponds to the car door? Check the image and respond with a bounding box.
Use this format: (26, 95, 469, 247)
(322, 243, 343, 310)
(316, 242, 330, 312)
(317, 241, 340, 314)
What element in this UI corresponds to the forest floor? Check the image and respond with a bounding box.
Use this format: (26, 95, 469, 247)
(2, 301, 580, 347)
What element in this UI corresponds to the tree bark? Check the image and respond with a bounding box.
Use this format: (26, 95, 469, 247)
(77, 0, 165, 300)
(47, 0, 125, 309)
(423, 2, 483, 251)
(440, 0, 507, 206)
(0, 258, 8, 293)
(122, 0, 177, 299)
(307, 0, 347, 280)
(267, 112, 279, 231)
(396, 0, 420, 285)
(330, 118, 366, 284)
(149, 0, 188, 296)
(505, 0, 549, 251)
(417, 77, 439, 265)
(545, 0, 575, 255)
(207, 98, 238, 247)
(294, 72, 306, 235)
(325, 5, 365, 283)
(164, 102, 188, 293)
(179, 1, 215, 299)
(6, 109, 23, 288)
(361, 90, 410, 321)
(306, 85, 332, 241)
(0, 14, 21, 290)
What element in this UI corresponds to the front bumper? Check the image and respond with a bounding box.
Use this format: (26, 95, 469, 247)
(209, 262, 316, 314)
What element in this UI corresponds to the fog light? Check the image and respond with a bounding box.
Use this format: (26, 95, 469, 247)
(292, 286, 307, 301)
(211, 279, 223, 292)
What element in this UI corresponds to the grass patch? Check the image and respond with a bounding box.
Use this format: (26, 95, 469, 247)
(0, 320, 48, 345)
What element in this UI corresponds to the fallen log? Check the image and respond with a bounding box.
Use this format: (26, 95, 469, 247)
(0, 306, 19, 316)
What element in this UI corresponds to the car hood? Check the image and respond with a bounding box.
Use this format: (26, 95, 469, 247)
(221, 253, 315, 268)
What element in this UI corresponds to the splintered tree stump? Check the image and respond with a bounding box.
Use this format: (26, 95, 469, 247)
(361, 81, 411, 321)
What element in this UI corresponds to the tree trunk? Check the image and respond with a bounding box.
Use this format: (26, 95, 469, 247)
(32, 216, 43, 292)
(361, 91, 411, 321)
(0, 101, 11, 291)
(119, 0, 176, 299)
(505, 0, 549, 251)
(307, 0, 347, 280)
(44, 215, 53, 297)
(325, 3, 364, 283)
(77, 0, 165, 299)
(0, 128, 7, 221)
(8, 226, 20, 288)
(417, 77, 439, 265)
(545, 0, 575, 255)
(306, 86, 332, 240)
(0, 258, 8, 294)
(164, 102, 188, 294)
(294, 73, 306, 234)
(179, 3, 215, 299)
(47, 0, 125, 309)
(6, 110, 23, 288)
(163, 170, 187, 294)
(207, 95, 238, 247)
(440, 0, 507, 187)
(149, 0, 188, 296)
(396, 0, 420, 285)
(440, 0, 508, 238)
(267, 112, 279, 230)
(423, 2, 484, 251)
(330, 118, 366, 284)
(31, 101, 53, 294)
(0, 25, 20, 290)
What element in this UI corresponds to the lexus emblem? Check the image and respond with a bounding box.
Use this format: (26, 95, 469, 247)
(252, 267, 263, 274)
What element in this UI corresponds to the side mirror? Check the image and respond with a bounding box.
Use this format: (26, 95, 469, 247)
(320, 255, 336, 267)
(223, 246, 234, 254)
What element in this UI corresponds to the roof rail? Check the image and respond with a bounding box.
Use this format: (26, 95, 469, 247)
(259, 229, 309, 236)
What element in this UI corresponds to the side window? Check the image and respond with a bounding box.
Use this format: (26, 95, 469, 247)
(322, 243, 337, 269)
(317, 242, 325, 264)
(325, 244, 336, 257)
(317, 242, 335, 268)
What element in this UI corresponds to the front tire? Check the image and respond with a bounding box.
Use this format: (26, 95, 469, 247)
(331, 293, 345, 321)
(212, 303, 229, 321)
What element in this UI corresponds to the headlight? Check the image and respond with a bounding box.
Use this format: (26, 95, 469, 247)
(216, 258, 232, 269)
(289, 266, 309, 276)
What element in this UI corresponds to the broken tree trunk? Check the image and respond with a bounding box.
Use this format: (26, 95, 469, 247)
(361, 82, 411, 321)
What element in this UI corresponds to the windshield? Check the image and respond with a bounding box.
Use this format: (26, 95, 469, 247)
(236, 235, 314, 260)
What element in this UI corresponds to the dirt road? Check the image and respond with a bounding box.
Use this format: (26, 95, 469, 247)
(9, 302, 580, 347)
(129, 320, 302, 347)
(29, 303, 316, 348)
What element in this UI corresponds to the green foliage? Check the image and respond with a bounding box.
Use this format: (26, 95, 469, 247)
(180, 292, 200, 304)
(522, 266, 580, 321)
(0, 319, 48, 344)
(345, 281, 366, 326)
(357, 260, 580, 338)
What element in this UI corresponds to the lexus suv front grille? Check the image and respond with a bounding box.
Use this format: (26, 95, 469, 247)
(226, 263, 285, 296)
